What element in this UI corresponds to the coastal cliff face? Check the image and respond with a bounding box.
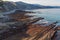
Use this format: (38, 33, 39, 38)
(0, 1, 59, 12)
(0, 1, 42, 12)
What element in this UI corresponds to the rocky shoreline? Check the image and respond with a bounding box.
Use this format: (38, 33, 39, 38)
(0, 10, 59, 40)
(0, 10, 43, 40)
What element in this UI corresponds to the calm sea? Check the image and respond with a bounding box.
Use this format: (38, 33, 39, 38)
(27, 9, 60, 25)
(27, 9, 60, 40)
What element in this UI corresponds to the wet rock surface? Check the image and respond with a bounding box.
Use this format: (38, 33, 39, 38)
(0, 10, 43, 40)
(0, 10, 57, 40)
(51, 31, 60, 40)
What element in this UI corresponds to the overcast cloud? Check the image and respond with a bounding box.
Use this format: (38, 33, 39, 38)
(4, 0, 60, 6)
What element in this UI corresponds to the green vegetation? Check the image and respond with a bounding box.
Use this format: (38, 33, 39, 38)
(0, 0, 6, 12)
(0, 0, 3, 6)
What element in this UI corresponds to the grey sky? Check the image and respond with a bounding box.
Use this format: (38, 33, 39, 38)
(4, 0, 60, 6)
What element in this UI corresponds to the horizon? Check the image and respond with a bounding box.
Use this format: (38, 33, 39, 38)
(3, 0, 60, 6)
